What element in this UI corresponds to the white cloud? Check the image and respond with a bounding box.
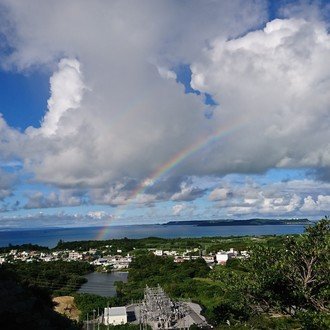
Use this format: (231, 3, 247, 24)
(24, 189, 84, 209)
(34, 58, 85, 137)
(157, 67, 176, 80)
(0, 1, 330, 220)
(172, 204, 186, 216)
(208, 178, 330, 218)
(0, 211, 114, 229)
(170, 181, 205, 201)
(0, 169, 17, 200)
(301, 195, 330, 212)
(87, 211, 113, 220)
(209, 187, 232, 201)
(191, 17, 330, 175)
(0, 0, 269, 188)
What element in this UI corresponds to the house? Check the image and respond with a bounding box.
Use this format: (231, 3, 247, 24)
(154, 249, 163, 256)
(227, 248, 237, 258)
(216, 248, 238, 265)
(202, 256, 215, 262)
(216, 252, 228, 264)
(103, 307, 127, 325)
(68, 251, 82, 260)
(174, 257, 184, 263)
(241, 250, 249, 258)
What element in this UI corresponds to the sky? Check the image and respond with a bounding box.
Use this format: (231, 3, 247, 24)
(0, 0, 329, 229)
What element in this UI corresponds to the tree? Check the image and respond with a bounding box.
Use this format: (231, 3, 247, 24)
(247, 218, 330, 315)
(283, 219, 329, 312)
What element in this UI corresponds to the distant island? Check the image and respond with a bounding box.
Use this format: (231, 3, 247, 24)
(164, 218, 313, 226)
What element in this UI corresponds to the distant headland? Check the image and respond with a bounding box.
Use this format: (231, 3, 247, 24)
(164, 218, 313, 226)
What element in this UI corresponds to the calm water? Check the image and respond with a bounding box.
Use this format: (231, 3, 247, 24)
(78, 271, 128, 297)
(0, 224, 308, 248)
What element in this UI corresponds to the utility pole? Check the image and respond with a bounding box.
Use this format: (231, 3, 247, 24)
(97, 307, 100, 330)
(107, 301, 110, 329)
(139, 301, 142, 330)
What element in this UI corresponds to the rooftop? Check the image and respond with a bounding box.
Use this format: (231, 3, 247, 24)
(104, 306, 126, 317)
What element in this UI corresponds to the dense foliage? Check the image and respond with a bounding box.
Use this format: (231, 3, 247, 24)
(207, 219, 330, 328)
(55, 235, 286, 256)
(0, 243, 50, 253)
(2, 260, 94, 295)
(1, 220, 328, 329)
(0, 267, 79, 330)
(114, 220, 329, 329)
(243, 219, 330, 328)
(73, 293, 118, 321)
(117, 254, 210, 301)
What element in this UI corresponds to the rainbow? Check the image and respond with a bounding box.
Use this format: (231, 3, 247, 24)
(96, 114, 248, 240)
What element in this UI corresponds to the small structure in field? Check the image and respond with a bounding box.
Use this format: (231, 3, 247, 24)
(104, 306, 127, 326)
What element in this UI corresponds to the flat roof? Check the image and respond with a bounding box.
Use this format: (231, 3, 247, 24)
(104, 306, 126, 317)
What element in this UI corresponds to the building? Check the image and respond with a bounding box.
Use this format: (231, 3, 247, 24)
(216, 248, 238, 264)
(104, 307, 127, 325)
(68, 251, 82, 260)
(215, 252, 229, 264)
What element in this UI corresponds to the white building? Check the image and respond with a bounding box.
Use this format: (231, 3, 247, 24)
(241, 251, 249, 258)
(154, 250, 163, 256)
(103, 307, 127, 326)
(68, 251, 82, 260)
(216, 248, 238, 264)
(216, 252, 228, 264)
(227, 248, 237, 258)
(202, 256, 215, 263)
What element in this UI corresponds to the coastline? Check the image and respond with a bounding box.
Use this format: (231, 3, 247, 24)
(0, 222, 310, 248)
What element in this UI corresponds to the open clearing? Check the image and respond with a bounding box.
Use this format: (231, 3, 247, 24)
(53, 296, 80, 321)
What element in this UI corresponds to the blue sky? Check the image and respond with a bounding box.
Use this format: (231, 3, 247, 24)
(0, 69, 49, 130)
(0, 0, 329, 228)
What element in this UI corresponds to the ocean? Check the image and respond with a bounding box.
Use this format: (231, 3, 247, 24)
(0, 223, 308, 248)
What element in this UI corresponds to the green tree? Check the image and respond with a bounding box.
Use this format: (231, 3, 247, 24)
(283, 219, 329, 312)
(247, 219, 330, 315)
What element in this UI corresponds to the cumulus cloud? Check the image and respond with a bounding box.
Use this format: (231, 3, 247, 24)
(172, 204, 186, 216)
(87, 210, 113, 220)
(191, 17, 330, 175)
(301, 195, 330, 213)
(209, 187, 232, 201)
(172, 203, 195, 217)
(24, 189, 84, 209)
(170, 181, 206, 202)
(208, 179, 330, 218)
(0, 210, 114, 229)
(157, 67, 177, 80)
(34, 58, 85, 137)
(0, 0, 269, 188)
(0, 1, 329, 220)
(0, 169, 17, 200)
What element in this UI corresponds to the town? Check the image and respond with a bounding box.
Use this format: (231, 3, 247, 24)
(0, 240, 250, 329)
(0, 244, 248, 270)
(0, 220, 329, 329)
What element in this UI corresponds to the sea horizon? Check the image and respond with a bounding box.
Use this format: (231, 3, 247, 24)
(0, 222, 309, 248)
